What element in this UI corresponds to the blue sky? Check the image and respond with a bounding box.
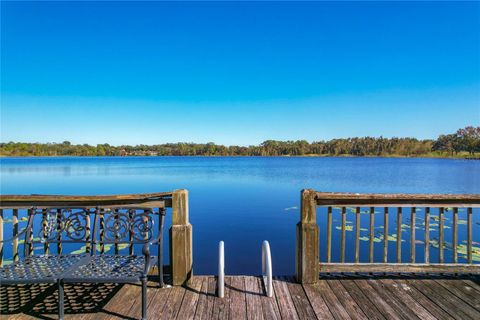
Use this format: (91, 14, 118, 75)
(1, 1, 479, 146)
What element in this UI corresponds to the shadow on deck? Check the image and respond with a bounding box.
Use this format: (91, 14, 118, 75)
(1, 275, 480, 319)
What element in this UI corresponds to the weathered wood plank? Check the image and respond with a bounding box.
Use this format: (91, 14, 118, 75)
(159, 283, 186, 320)
(257, 276, 281, 320)
(272, 276, 299, 320)
(176, 276, 204, 319)
(245, 276, 264, 320)
(194, 276, 215, 320)
(367, 279, 420, 320)
(327, 280, 368, 320)
(393, 279, 454, 320)
(353, 279, 404, 320)
(285, 276, 317, 320)
(212, 276, 230, 320)
(318, 263, 480, 273)
(339, 280, 384, 320)
(410, 279, 479, 320)
(146, 281, 173, 319)
(303, 282, 334, 320)
(380, 279, 436, 320)
(435, 279, 480, 311)
(229, 276, 247, 320)
(316, 280, 351, 320)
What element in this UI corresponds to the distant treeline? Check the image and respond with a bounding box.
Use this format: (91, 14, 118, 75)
(1, 126, 479, 158)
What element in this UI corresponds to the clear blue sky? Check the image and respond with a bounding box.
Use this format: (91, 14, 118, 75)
(1, 1, 479, 146)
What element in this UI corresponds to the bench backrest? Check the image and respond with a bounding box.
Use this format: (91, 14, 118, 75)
(91, 207, 165, 254)
(25, 207, 93, 256)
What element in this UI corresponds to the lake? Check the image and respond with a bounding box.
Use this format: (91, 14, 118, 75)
(1, 156, 479, 275)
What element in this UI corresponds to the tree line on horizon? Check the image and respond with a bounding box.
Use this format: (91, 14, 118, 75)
(1, 126, 479, 157)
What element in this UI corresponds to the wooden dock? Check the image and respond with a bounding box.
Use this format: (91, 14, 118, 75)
(2, 275, 480, 319)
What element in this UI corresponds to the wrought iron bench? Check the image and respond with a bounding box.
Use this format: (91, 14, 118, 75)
(0, 206, 166, 320)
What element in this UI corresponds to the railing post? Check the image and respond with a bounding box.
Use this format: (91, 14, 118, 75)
(170, 189, 193, 285)
(296, 189, 319, 284)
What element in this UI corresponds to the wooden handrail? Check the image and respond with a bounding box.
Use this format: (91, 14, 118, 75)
(296, 189, 480, 284)
(315, 191, 480, 207)
(0, 192, 173, 207)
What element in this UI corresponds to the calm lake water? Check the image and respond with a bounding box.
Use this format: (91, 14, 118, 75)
(1, 156, 479, 275)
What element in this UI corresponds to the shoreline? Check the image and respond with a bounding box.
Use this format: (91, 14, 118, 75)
(1, 154, 478, 160)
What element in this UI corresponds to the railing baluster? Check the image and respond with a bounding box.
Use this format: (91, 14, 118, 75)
(425, 207, 430, 264)
(397, 207, 402, 263)
(13, 209, 19, 261)
(355, 207, 360, 263)
(439, 207, 444, 264)
(369, 207, 374, 263)
(0, 209, 3, 266)
(411, 207, 416, 263)
(341, 207, 346, 263)
(467, 207, 472, 264)
(452, 207, 458, 263)
(383, 207, 388, 263)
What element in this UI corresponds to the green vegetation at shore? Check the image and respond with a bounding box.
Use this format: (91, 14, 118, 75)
(1, 126, 479, 158)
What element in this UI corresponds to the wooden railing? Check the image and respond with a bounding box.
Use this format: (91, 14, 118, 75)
(0, 190, 192, 285)
(296, 189, 480, 284)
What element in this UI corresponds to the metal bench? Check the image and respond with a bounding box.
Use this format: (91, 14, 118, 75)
(0, 206, 166, 320)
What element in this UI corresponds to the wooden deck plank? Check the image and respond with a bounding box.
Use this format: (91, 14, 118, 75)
(353, 279, 404, 320)
(147, 283, 173, 319)
(212, 276, 230, 320)
(245, 276, 264, 320)
(285, 276, 317, 320)
(435, 279, 480, 311)
(194, 276, 215, 320)
(327, 280, 369, 320)
(463, 279, 480, 293)
(303, 283, 334, 320)
(392, 279, 454, 320)
(339, 280, 385, 320)
(367, 279, 421, 320)
(176, 277, 204, 319)
(272, 276, 299, 320)
(409, 279, 479, 320)
(2, 276, 480, 320)
(316, 279, 351, 320)
(159, 282, 186, 320)
(257, 277, 281, 320)
(229, 276, 247, 320)
(380, 279, 437, 320)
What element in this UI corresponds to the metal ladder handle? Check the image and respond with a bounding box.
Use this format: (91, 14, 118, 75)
(218, 241, 225, 298)
(262, 240, 273, 297)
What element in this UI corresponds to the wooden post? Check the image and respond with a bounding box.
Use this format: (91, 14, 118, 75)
(170, 189, 193, 285)
(296, 189, 319, 284)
